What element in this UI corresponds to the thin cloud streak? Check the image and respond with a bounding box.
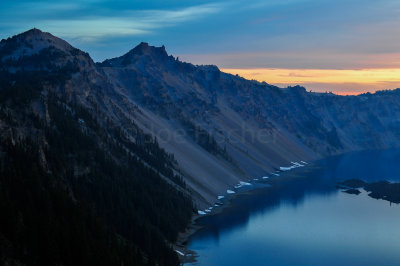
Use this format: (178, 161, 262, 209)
(0, 3, 223, 42)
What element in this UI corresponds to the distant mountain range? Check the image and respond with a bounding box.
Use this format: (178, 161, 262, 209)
(1, 28, 400, 265)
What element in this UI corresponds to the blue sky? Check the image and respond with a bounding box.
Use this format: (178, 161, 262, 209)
(2, 0, 400, 93)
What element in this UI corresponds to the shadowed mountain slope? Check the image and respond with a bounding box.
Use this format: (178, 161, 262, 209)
(98, 41, 400, 204)
(0, 29, 193, 266)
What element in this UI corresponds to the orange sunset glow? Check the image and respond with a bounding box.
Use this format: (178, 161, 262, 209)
(222, 68, 400, 95)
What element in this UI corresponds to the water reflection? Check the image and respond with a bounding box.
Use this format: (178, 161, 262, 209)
(187, 149, 400, 266)
(193, 166, 336, 243)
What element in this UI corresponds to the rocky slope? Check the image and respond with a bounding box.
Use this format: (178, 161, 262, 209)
(97, 41, 400, 206)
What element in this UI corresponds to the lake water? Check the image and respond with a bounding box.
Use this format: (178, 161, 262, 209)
(186, 150, 400, 266)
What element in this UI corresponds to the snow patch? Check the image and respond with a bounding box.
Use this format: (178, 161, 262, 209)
(280, 162, 305, 171)
(175, 250, 184, 256)
(227, 190, 235, 194)
(218, 195, 225, 200)
(198, 210, 206, 215)
(235, 180, 252, 188)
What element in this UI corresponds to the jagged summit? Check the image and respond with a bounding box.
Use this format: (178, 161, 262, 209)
(126, 42, 167, 56)
(100, 42, 171, 67)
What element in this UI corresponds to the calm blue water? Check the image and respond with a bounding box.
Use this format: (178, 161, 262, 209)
(187, 149, 400, 266)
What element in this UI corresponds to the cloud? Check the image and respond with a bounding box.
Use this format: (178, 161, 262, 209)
(0, 2, 223, 42)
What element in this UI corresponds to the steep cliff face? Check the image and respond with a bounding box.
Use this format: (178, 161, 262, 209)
(97, 42, 400, 205)
(98, 44, 317, 204)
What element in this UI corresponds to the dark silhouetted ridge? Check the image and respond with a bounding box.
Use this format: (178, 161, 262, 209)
(99, 42, 170, 67)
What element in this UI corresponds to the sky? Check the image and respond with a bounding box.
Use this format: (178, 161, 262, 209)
(1, 0, 400, 94)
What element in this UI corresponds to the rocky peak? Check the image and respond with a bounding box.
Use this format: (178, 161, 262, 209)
(286, 85, 307, 94)
(0, 28, 75, 60)
(127, 42, 167, 57)
(100, 42, 170, 67)
(17, 28, 49, 38)
(0, 28, 94, 72)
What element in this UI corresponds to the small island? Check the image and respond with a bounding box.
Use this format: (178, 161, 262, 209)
(338, 179, 400, 204)
(343, 188, 361, 195)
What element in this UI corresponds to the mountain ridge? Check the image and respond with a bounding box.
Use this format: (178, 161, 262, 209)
(3, 29, 400, 206)
(2, 28, 400, 264)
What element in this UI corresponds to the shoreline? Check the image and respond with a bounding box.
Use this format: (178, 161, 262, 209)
(174, 160, 314, 264)
(173, 193, 240, 264)
(173, 215, 202, 264)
